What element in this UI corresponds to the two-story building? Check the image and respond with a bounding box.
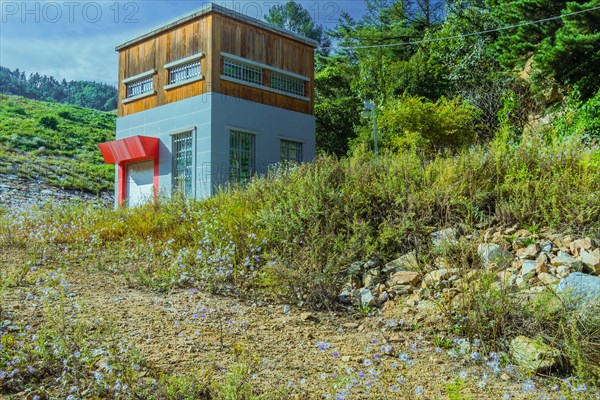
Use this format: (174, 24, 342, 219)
(99, 3, 316, 207)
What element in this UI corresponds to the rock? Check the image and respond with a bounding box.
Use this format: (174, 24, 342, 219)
(283, 305, 292, 314)
(363, 256, 384, 271)
(478, 243, 513, 269)
(540, 240, 556, 253)
(378, 291, 389, 304)
(343, 322, 359, 330)
(516, 243, 540, 260)
(431, 228, 460, 247)
(383, 251, 420, 274)
(556, 266, 571, 279)
(569, 238, 593, 257)
(338, 289, 352, 304)
(556, 272, 600, 305)
(520, 260, 537, 280)
(551, 251, 583, 270)
(389, 271, 422, 287)
(510, 336, 561, 372)
(512, 237, 532, 249)
(579, 249, 600, 274)
(423, 269, 452, 287)
(389, 284, 412, 297)
(362, 271, 380, 288)
(505, 226, 517, 235)
(535, 253, 549, 274)
(405, 293, 420, 306)
(416, 299, 437, 312)
(538, 273, 559, 286)
(300, 312, 319, 323)
(359, 288, 375, 307)
(341, 356, 351, 362)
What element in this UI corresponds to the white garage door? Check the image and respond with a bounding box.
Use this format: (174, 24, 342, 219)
(126, 160, 154, 207)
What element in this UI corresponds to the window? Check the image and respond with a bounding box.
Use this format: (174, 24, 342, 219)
(230, 130, 255, 184)
(172, 132, 193, 196)
(223, 58, 263, 86)
(126, 76, 153, 98)
(271, 72, 305, 97)
(280, 140, 303, 163)
(168, 60, 201, 84)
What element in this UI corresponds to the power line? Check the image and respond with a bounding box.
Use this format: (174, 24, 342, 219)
(323, 5, 600, 51)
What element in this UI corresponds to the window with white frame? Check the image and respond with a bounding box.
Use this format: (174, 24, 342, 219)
(230, 130, 255, 184)
(168, 60, 201, 84)
(172, 132, 193, 196)
(126, 76, 153, 98)
(271, 72, 305, 97)
(280, 139, 303, 163)
(223, 58, 263, 86)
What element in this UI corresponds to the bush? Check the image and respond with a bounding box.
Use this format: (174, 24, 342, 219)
(374, 95, 479, 154)
(38, 115, 59, 130)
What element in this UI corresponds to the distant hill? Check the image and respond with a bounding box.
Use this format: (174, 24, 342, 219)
(0, 66, 118, 111)
(0, 94, 115, 193)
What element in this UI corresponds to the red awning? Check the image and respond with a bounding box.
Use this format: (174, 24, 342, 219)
(98, 136, 159, 165)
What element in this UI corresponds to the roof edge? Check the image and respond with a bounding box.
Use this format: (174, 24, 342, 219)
(115, 3, 318, 51)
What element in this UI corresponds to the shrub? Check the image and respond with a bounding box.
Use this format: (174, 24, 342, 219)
(38, 115, 59, 130)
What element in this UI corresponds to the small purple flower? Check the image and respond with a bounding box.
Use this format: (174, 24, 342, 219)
(415, 386, 424, 395)
(470, 351, 481, 360)
(332, 350, 339, 358)
(410, 343, 417, 351)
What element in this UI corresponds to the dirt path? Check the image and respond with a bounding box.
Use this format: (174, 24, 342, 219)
(3, 264, 594, 399)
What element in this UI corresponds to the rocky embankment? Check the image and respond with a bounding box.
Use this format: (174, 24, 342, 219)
(0, 173, 113, 210)
(341, 225, 600, 372)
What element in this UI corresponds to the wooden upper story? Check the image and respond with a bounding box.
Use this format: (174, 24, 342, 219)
(116, 3, 317, 118)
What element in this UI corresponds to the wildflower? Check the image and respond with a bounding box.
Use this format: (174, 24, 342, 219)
(477, 379, 486, 388)
(396, 375, 406, 384)
(371, 336, 378, 344)
(522, 379, 535, 392)
(503, 394, 511, 400)
(470, 351, 481, 360)
(73, 350, 81, 358)
(473, 339, 481, 347)
(26, 365, 35, 374)
(357, 371, 365, 379)
(572, 384, 587, 392)
(415, 386, 424, 395)
(435, 347, 442, 353)
(390, 385, 398, 392)
(317, 341, 331, 351)
(410, 343, 417, 351)
(398, 352, 409, 362)
(459, 371, 467, 379)
(505, 363, 514, 372)
(363, 359, 372, 367)
(373, 354, 381, 360)
(94, 371, 104, 382)
(332, 350, 339, 358)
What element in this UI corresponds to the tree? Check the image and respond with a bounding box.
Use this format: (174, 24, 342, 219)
(265, 1, 331, 55)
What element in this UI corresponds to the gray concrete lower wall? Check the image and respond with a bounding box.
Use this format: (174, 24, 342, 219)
(115, 92, 316, 204)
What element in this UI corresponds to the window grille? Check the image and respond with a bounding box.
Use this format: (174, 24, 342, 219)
(271, 72, 305, 97)
(168, 60, 201, 84)
(126, 76, 153, 98)
(230, 130, 255, 184)
(223, 58, 263, 86)
(172, 132, 193, 196)
(280, 140, 303, 163)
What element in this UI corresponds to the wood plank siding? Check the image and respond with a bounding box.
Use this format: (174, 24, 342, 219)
(117, 9, 315, 117)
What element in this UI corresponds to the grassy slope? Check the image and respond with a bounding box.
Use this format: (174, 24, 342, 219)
(0, 94, 115, 193)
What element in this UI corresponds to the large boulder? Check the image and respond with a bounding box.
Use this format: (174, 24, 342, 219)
(556, 272, 600, 305)
(478, 243, 513, 269)
(510, 336, 561, 372)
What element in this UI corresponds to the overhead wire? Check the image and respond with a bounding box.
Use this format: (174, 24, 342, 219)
(319, 5, 600, 51)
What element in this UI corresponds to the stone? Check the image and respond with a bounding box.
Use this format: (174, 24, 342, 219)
(556, 266, 571, 279)
(283, 305, 292, 314)
(422, 269, 452, 287)
(569, 238, 593, 257)
(535, 253, 549, 274)
(389, 285, 411, 297)
(556, 272, 600, 305)
(537, 273, 559, 286)
(416, 299, 437, 312)
(338, 289, 352, 304)
(505, 226, 517, 235)
(383, 251, 420, 274)
(378, 291, 389, 304)
(363, 256, 384, 271)
(579, 249, 600, 274)
(431, 228, 460, 247)
(389, 271, 422, 287)
(516, 243, 540, 260)
(363, 272, 380, 288)
(540, 240, 556, 253)
(359, 288, 375, 307)
(300, 312, 319, 323)
(343, 322, 359, 330)
(520, 260, 537, 280)
(551, 251, 583, 270)
(510, 336, 561, 372)
(478, 243, 513, 269)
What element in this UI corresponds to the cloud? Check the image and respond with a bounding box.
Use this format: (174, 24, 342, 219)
(1, 33, 121, 84)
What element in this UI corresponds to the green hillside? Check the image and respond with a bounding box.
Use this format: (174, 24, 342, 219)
(0, 94, 115, 193)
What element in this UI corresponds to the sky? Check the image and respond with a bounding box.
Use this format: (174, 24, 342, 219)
(0, 0, 367, 85)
